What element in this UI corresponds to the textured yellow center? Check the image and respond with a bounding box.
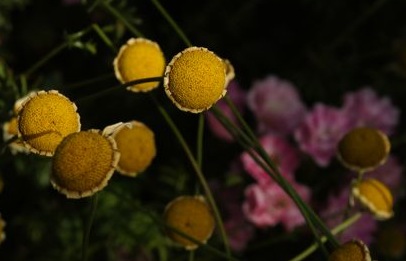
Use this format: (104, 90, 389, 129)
(114, 122, 156, 176)
(164, 196, 215, 250)
(337, 127, 390, 171)
(18, 91, 80, 156)
(354, 178, 393, 217)
(165, 47, 226, 112)
(329, 240, 370, 261)
(52, 131, 116, 197)
(114, 38, 165, 92)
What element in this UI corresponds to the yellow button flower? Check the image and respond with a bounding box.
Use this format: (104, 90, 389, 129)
(51, 130, 119, 199)
(164, 47, 227, 113)
(0, 214, 5, 245)
(113, 37, 165, 92)
(352, 178, 394, 220)
(164, 195, 215, 250)
(337, 127, 390, 173)
(3, 92, 37, 154)
(329, 239, 371, 261)
(2, 116, 28, 154)
(103, 121, 156, 177)
(17, 90, 81, 156)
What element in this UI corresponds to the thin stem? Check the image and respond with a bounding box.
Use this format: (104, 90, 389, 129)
(326, 0, 389, 51)
(81, 193, 99, 261)
(24, 42, 69, 77)
(289, 213, 362, 261)
(222, 96, 340, 249)
(149, 94, 231, 259)
(102, 1, 144, 38)
(149, 0, 192, 47)
(64, 73, 114, 90)
(196, 114, 204, 170)
(91, 23, 116, 52)
(188, 250, 195, 261)
(75, 76, 162, 103)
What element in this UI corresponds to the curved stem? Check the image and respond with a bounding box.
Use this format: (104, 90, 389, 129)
(81, 193, 99, 261)
(149, 0, 192, 47)
(289, 213, 362, 261)
(24, 42, 68, 77)
(102, 1, 144, 38)
(74, 76, 162, 103)
(150, 94, 231, 258)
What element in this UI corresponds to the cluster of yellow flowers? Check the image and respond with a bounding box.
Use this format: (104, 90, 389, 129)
(327, 126, 394, 260)
(2, 37, 230, 248)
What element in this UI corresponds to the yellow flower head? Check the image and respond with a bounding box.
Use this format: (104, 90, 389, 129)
(17, 90, 81, 156)
(223, 58, 235, 86)
(337, 127, 390, 173)
(164, 47, 227, 113)
(3, 92, 37, 154)
(51, 130, 119, 199)
(2, 116, 29, 154)
(0, 215, 5, 245)
(113, 37, 165, 92)
(103, 121, 156, 177)
(164, 195, 215, 250)
(329, 239, 371, 261)
(352, 178, 394, 220)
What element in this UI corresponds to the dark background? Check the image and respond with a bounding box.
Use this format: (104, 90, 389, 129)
(1, 0, 406, 260)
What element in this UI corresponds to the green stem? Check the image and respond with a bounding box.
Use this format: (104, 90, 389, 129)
(188, 250, 195, 261)
(64, 73, 114, 90)
(102, 1, 144, 38)
(326, 0, 389, 51)
(91, 23, 116, 52)
(211, 103, 340, 256)
(150, 94, 231, 259)
(222, 96, 340, 249)
(74, 76, 162, 103)
(24, 42, 69, 77)
(149, 0, 192, 47)
(289, 213, 362, 261)
(81, 193, 99, 261)
(196, 114, 204, 171)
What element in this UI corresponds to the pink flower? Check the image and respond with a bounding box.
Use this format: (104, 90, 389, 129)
(247, 75, 307, 136)
(367, 155, 403, 196)
(240, 134, 300, 185)
(342, 88, 400, 135)
(319, 187, 377, 245)
(224, 204, 256, 252)
(206, 80, 246, 142)
(294, 103, 352, 167)
(242, 181, 311, 231)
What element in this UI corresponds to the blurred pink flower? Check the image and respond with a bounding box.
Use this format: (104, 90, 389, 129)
(319, 187, 377, 245)
(243, 181, 311, 231)
(224, 204, 256, 252)
(342, 88, 400, 135)
(206, 80, 246, 142)
(294, 103, 352, 167)
(240, 134, 300, 185)
(367, 155, 403, 196)
(247, 75, 307, 136)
